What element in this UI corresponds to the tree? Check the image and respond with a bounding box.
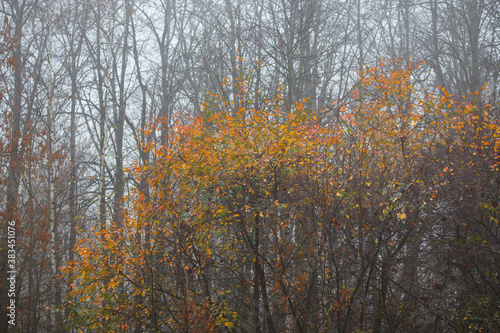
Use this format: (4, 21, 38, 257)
(65, 61, 500, 331)
(0, 0, 498, 330)
(0, 12, 16, 332)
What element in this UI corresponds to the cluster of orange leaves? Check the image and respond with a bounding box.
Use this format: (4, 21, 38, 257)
(62, 59, 499, 331)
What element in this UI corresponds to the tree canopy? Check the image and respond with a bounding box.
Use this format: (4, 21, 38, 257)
(64, 60, 500, 332)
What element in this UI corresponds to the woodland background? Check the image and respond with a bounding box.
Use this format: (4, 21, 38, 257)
(0, 0, 499, 332)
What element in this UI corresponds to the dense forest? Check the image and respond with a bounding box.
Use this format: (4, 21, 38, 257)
(0, 0, 499, 332)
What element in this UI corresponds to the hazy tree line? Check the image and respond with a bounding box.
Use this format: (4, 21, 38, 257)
(0, 0, 498, 331)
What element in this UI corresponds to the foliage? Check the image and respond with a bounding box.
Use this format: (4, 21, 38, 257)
(64, 60, 500, 332)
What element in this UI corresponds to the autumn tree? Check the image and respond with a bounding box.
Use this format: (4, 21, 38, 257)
(64, 60, 499, 332)
(0, 3, 497, 332)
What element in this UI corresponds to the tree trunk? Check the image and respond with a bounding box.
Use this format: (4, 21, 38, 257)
(1, 2, 23, 330)
(113, 0, 130, 231)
